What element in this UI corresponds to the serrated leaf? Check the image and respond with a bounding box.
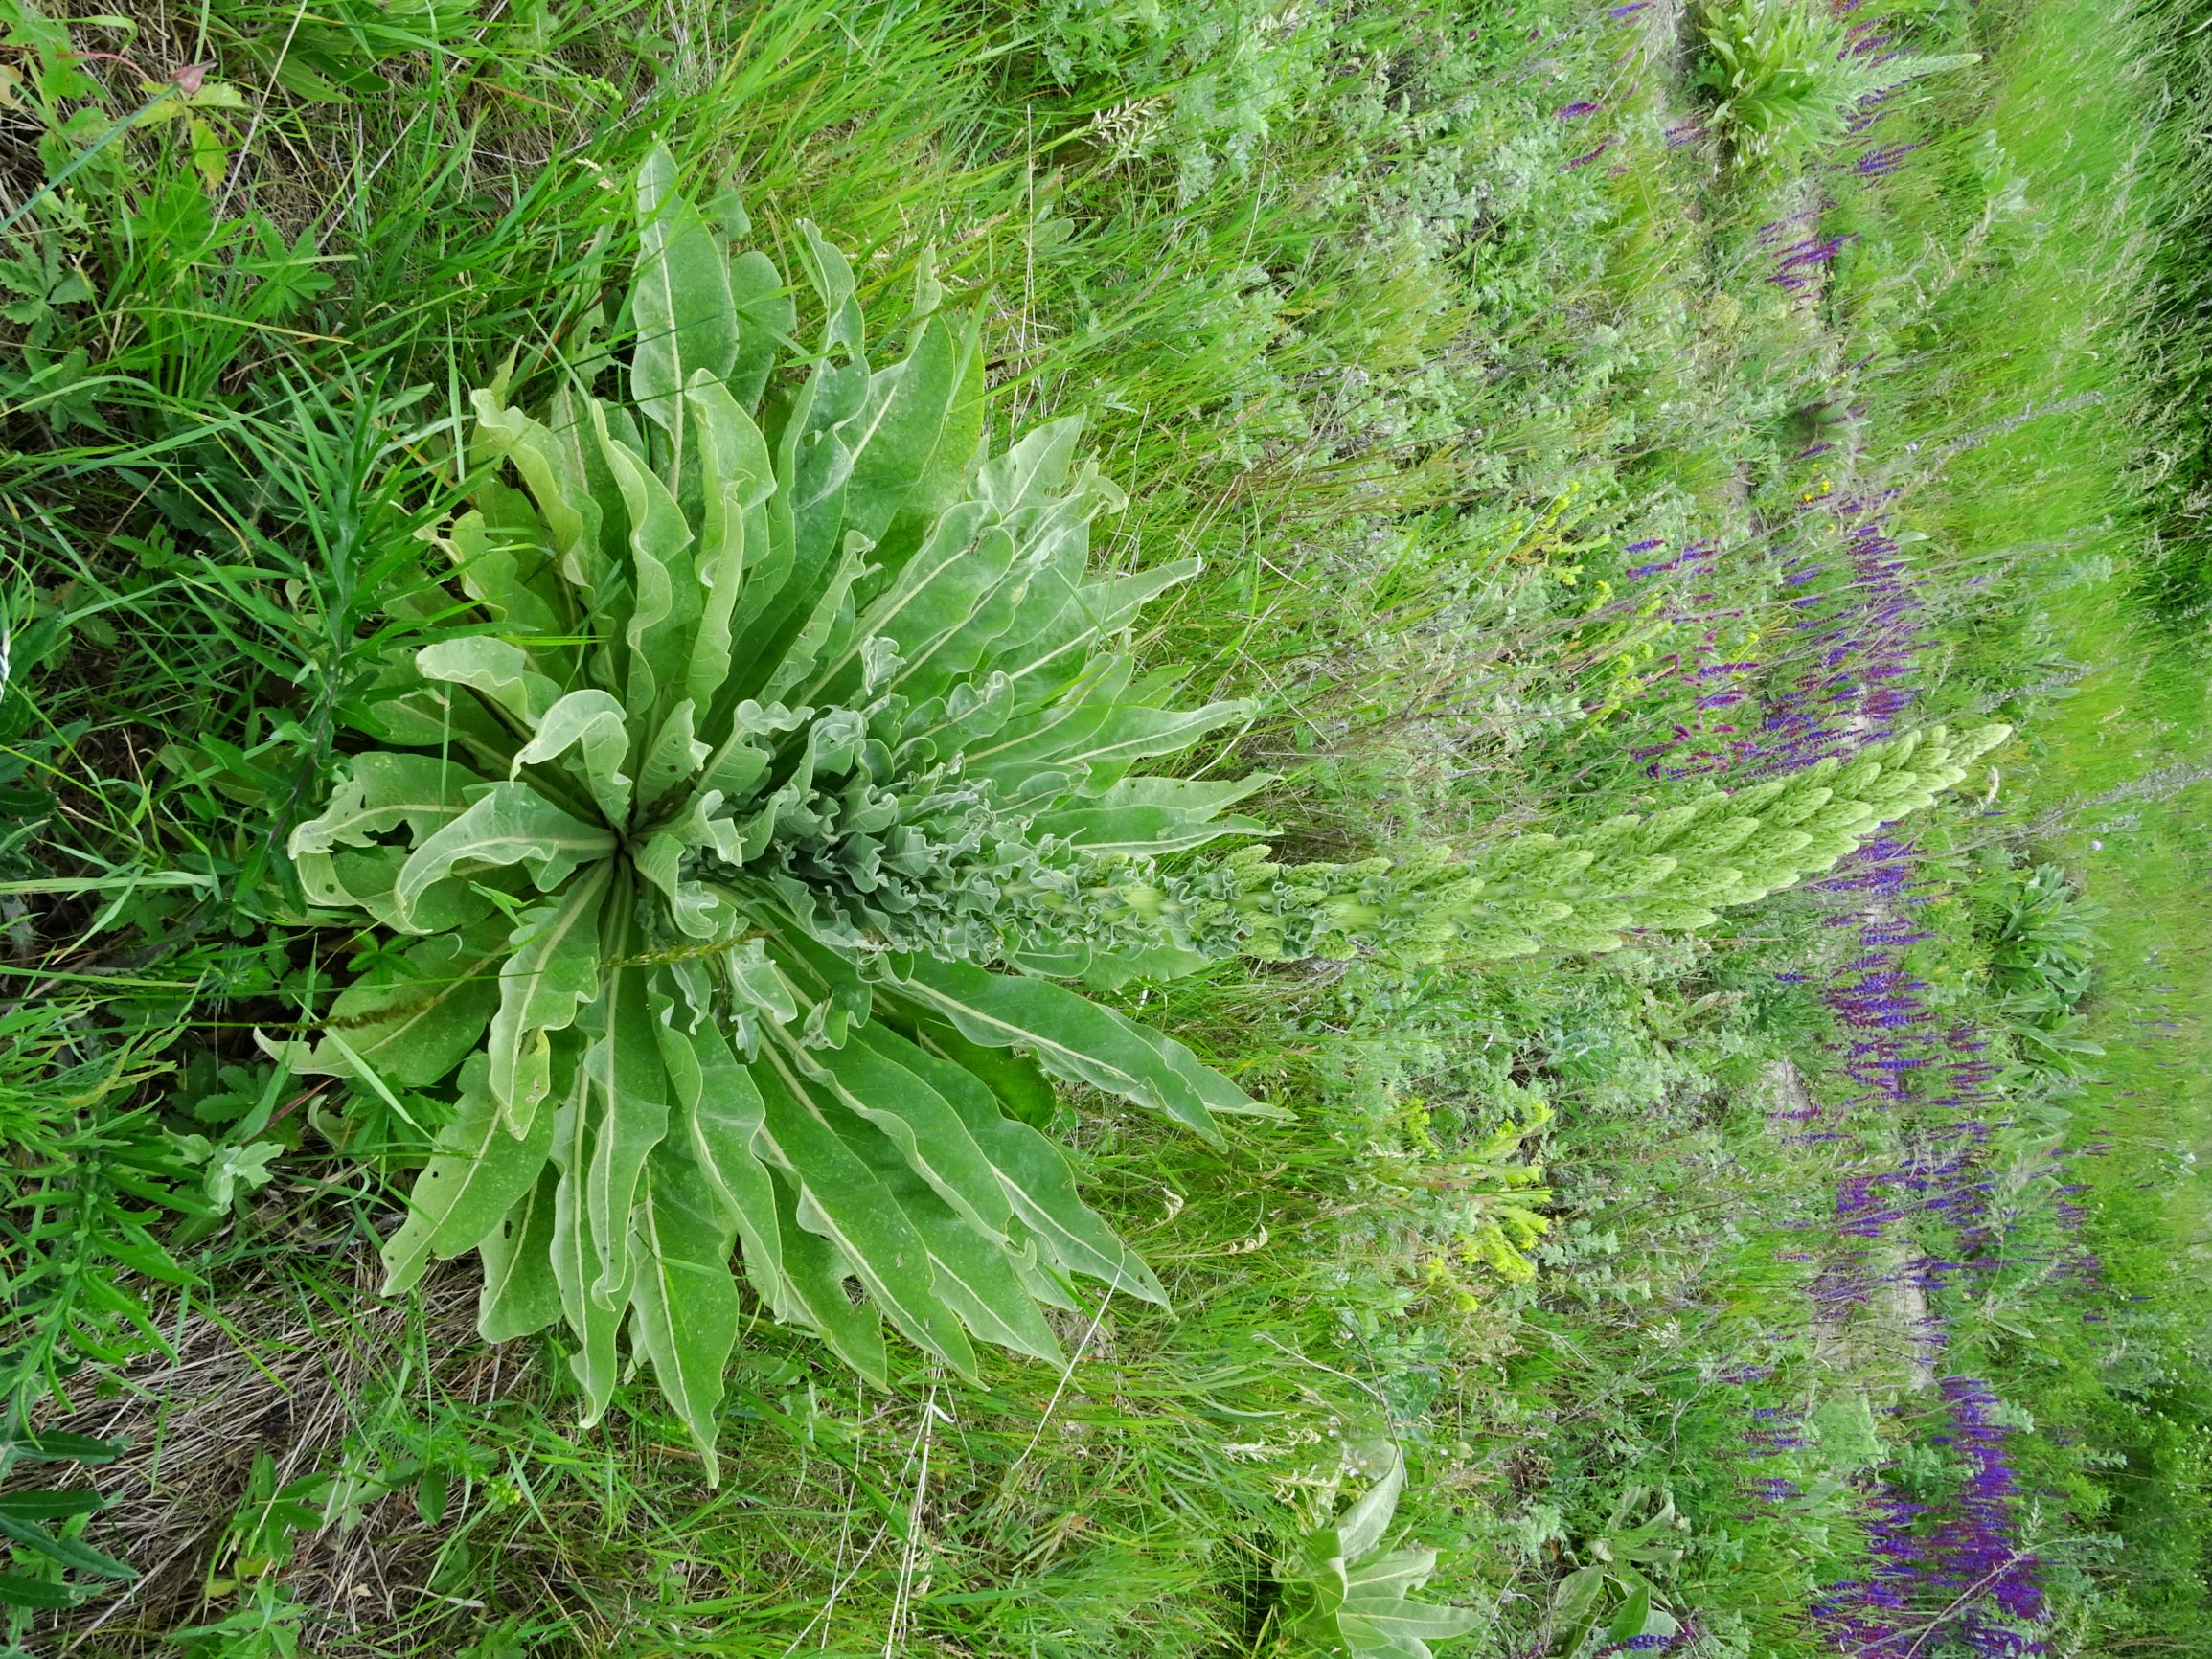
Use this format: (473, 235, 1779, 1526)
(381, 1053, 559, 1295)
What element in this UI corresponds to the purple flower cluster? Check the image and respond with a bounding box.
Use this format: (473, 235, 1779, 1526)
(1815, 1378, 2048, 1657)
(1612, 449, 2064, 1657)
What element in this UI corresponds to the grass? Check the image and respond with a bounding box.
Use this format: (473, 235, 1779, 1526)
(0, 0, 2206, 1651)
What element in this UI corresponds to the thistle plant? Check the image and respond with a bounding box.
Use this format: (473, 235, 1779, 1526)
(275, 147, 2006, 1478)
(1692, 0, 1978, 168)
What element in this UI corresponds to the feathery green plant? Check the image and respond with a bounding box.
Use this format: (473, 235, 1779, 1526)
(1692, 0, 1978, 167)
(276, 146, 2006, 1479)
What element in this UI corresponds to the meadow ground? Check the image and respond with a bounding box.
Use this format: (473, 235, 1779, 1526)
(0, 0, 2206, 1653)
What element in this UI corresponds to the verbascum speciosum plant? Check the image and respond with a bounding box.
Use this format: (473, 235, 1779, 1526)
(277, 147, 2006, 1477)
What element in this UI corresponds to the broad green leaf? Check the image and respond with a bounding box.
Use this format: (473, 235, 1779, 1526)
(889, 486, 1113, 702)
(842, 306, 986, 541)
(289, 752, 486, 859)
(477, 1170, 562, 1343)
(381, 1053, 559, 1295)
(807, 501, 997, 700)
(968, 686, 1256, 794)
(0, 1494, 103, 1523)
(0, 1514, 131, 1580)
(636, 699, 710, 809)
(874, 1024, 1165, 1302)
(631, 144, 738, 447)
(299, 843, 503, 938)
(293, 930, 503, 1088)
(1345, 1549, 1439, 1598)
(390, 784, 615, 931)
(985, 560, 1202, 708)
(0, 1572, 80, 1609)
(909, 1021, 1060, 1129)
(763, 533, 873, 703)
(887, 956, 1268, 1139)
(1338, 1597, 1480, 1644)
(551, 1085, 627, 1426)
(513, 691, 633, 827)
(355, 683, 517, 775)
(593, 398, 700, 725)
(1030, 775, 1270, 856)
(471, 388, 607, 590)
(442, 506, 565, 640)
(847, 1145, 1061, 1364)
(683, 373, 775, 712)
(780, 1023, 1008, 1239)
(1337, 1447, 1405, 1561)
(582, 945, 673, 1307)
(485, 865, 610, 1132)
(415, 637, 561, 729)
(728, 249, 794, 415)
(628, 1137, 740, 1484)
(976, 416, 1085, 513)
(1606, 1582, 1653, 1645)
(769, 1171, 889, 1386)
(560, 382, 636, 594)
(750, 1047, 976, 1377)
(660, 1014, 787, 1314)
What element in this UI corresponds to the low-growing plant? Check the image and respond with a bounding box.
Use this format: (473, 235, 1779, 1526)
(274, 148, 2009, 1479)
(1278, 1446, 1478, 1657)
(0, 1427, 131, 1625)
(1975, 857, 2103, 1074)
(1692, 0, 1978, 168)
